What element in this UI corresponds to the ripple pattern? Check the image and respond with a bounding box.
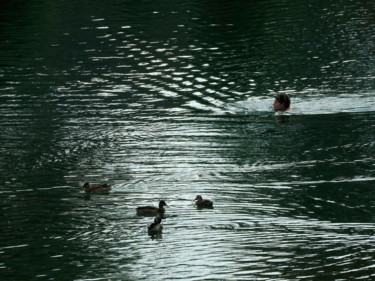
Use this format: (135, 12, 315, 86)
(1, 0, 375, 281)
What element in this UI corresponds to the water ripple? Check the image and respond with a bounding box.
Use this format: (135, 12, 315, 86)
(1, 0, 375, 280)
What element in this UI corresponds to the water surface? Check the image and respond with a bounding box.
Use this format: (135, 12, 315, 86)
(1, 0, 375, 280)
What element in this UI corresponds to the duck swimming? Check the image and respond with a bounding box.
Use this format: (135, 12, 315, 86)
(136, 200, 168, 215)
(195, 195, 213, 208)
(148, 217, 163, 233)
(83, 182, 111, 193)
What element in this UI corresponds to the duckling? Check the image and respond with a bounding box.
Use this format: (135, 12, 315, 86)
(83, 182, 111, 193)
(148, 217, 163, 233)
(195, 195, 213, 208)
(136, 200, 168, 216)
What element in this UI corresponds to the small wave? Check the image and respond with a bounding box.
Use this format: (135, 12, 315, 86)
(231, 93, 375, 115)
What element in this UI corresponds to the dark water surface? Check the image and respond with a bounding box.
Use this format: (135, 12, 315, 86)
(1, 0, 375, 280)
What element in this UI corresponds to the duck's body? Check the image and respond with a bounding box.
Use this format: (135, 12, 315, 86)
(83, 182, 111, 193)
(195, 195, 213, 208)
(148, 217, 163, 233)
(136, 200, 168, 216)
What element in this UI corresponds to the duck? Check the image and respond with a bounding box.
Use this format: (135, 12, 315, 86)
(83, 182, 111, 193)
(136, 200, 168, 215)
(148, 217, 163, 233)
(195, 195, 213, 208)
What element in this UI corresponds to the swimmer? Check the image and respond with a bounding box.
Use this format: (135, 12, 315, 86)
(273, 93, 291, 111)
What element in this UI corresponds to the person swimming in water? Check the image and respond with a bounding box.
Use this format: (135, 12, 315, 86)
(273, 93, 291, 111)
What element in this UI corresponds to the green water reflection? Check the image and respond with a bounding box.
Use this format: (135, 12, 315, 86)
(1, 0, 375, 280)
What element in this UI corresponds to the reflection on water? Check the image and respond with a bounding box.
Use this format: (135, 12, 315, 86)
(1, 0, 375, 280)
(232, 92, 375, 115)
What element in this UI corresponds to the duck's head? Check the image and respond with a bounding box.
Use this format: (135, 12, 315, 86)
(159, 200, 168, 208)
(195, 195, 203, 201)
(83, 182, 90, 190)
(154, 217, 162, 224)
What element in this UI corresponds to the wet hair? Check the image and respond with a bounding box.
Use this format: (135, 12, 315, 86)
(275, 93, 291, 109)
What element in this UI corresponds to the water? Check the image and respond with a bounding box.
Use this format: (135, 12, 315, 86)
(1, 0, 375, 280)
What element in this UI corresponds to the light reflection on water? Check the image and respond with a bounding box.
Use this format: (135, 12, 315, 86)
(1, 0, 375, 280)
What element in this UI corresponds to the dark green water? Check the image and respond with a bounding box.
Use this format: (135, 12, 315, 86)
(1, 0, 375, 280)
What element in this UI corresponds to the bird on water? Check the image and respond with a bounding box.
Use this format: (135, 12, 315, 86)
(83, 182, 111, 193)
(136, 200, 168, 215)
(195, 195, 213, 208)
(148, 217, 163, 233)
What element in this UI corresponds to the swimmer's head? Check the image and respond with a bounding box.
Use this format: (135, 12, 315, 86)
(274, 93, 290, 110)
